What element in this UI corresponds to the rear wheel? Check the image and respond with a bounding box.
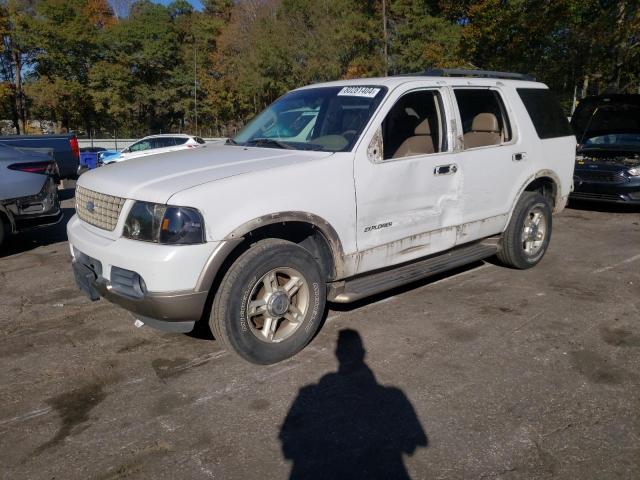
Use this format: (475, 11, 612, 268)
(210, 239, 326, 364)
(497, 192, 552, 269)
(0, 220, 4, 250)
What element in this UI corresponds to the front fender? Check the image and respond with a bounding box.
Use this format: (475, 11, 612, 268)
(194, 211, 347, 293)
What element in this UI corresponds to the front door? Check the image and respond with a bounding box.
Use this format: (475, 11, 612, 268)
(353, 86, 462, 274)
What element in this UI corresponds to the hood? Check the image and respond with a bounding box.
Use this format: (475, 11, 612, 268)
(78, 144, 334, 204)
(571, 94, 640, 143)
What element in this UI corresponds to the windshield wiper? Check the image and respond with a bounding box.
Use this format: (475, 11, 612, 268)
(244, 138, 294, 149)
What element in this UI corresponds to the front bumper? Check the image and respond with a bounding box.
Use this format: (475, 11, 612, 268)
(67, 215, 222, 332)
(72, 251, 208, 333)
(570, 172, 640, 204)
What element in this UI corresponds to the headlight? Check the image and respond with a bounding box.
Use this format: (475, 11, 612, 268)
(628, 167, 640, 177)
(122, 201, 205, 245)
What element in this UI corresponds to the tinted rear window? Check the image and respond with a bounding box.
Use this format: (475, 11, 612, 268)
(517, 88, 573, 139)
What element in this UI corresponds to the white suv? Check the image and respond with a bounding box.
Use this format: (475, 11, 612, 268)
(68, 70, 576, 364)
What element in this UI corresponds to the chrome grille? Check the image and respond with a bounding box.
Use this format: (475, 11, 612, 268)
(75, 186, 126, 231)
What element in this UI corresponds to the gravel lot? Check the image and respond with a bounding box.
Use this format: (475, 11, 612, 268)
(1, 188, 639, 480)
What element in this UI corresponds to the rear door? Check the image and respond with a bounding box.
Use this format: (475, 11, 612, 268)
(148, 137, 177, 155)
(451, 87, 528, 243)
(353, 85, 462, 273)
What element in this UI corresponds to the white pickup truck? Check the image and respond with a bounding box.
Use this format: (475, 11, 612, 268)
(68, 70, 576, 364)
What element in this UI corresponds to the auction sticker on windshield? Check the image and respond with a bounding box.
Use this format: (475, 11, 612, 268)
(337, 86, 381, 98)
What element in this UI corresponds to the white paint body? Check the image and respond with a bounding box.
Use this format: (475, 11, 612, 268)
(67, 76, 576, 294)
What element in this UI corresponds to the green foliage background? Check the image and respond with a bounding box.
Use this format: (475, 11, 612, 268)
(0, 0, 638, 137)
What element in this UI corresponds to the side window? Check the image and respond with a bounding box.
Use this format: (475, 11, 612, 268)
(151, 138, 178, 149)
(129, 140, 151, 152)
(454, 89, 512, 150)
(517, 88, 572, 139)
(381, 90, 446, 160)
(173, 137, 188, 146)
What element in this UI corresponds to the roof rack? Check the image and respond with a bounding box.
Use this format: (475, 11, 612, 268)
(409, 68, 536, 82)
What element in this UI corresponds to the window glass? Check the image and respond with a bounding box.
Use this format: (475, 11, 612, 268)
(381, 90, 445, 160)
(151, 137, 176, 149)
(129, 140, 152, 152)
(233, 86, 387, 152)
(173, 137, 188, 146)
(517, 88, 572, 139)
(195, 137, 206, 144)
(454, 89, 512, 149)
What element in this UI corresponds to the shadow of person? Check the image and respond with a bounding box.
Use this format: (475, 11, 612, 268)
(279, 329, 428, 479)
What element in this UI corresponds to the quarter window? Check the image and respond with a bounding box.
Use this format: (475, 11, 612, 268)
(381, 90, 446, 160)
(517, 88, 572, 139)
(454, 89, 512, 150)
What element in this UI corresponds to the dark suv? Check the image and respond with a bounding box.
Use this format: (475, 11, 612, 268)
(570, 94, 640, 204)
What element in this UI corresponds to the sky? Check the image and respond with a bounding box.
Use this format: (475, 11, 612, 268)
(153, 0, 204, 9)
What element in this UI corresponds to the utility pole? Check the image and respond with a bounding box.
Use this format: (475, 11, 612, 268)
(194, 43, 198, 136)
(382, 0, 388, 76)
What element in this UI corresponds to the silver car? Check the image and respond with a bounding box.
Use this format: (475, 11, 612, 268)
(0, 143, 61, 249)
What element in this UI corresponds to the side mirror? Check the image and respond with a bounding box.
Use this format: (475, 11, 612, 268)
(122, 147, 130, 153)
(367, 127, 384, 163)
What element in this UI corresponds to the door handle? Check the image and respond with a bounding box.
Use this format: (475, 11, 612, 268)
(434, 164, 458, 176)
(513, 152, 527, 161)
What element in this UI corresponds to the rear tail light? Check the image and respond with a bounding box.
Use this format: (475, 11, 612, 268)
(8, 160, 59, 176)
(70, 135, 80, 160)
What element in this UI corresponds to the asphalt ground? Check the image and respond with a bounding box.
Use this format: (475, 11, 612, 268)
(1, 188, 639, 480)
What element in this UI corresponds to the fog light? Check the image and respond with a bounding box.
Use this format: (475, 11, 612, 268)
(110, 266, 146, 298)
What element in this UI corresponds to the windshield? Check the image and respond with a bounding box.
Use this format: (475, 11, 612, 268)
(233, 86, 387, 152)
(584, 133, 640, 147)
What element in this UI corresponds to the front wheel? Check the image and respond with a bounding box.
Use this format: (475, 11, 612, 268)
(497, 192, 552, 269)
(210, 239, 326, 364)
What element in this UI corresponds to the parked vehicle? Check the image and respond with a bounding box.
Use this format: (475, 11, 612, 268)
(68, 69, 575, 364)
(0, 134, 80, 179)
(570, 94, 640, 204)
(0, 144, 61, 249)
(99, 134, 206, 164)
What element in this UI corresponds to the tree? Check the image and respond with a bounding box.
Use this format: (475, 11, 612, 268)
(0, 0, 39, 134)
(386, 0, 465, 74)
(89, 1, 189, 135)
(25, 0, 116, 133)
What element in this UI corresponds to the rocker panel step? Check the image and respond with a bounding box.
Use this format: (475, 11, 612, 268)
(328, 242, 497, 303)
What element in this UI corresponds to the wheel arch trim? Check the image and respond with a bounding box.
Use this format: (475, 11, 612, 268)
(505, 170, 564, 229)
(196, 211, 347, 292)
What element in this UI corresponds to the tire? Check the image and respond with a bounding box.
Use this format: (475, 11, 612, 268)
(210, 238, 326, 364)
(497, 192, 552, 269)
(0, 220, 4, 250)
